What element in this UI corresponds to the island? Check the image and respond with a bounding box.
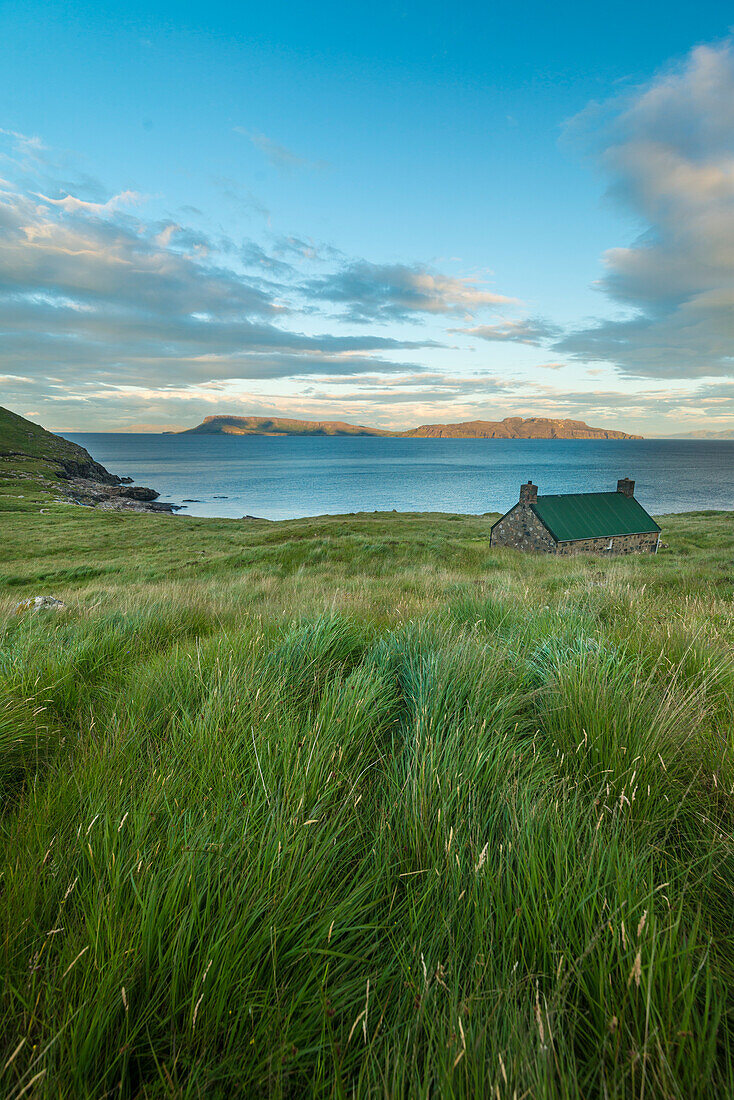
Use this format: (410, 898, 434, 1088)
(177, 414, 642, 440)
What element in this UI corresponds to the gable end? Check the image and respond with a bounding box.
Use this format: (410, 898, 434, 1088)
(490, 501, 559, 552)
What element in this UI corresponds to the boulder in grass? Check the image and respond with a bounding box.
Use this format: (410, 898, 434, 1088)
(13, 596, 66, 614)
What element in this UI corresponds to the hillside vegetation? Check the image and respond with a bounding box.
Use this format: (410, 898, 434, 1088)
(1, 505, 733, 1098)
(0, 406, 176, 512)
(0, 405, 117, 483)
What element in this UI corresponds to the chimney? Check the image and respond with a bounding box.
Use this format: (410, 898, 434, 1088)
(617, 477, 635, 498)
(519, 480, 538, 503)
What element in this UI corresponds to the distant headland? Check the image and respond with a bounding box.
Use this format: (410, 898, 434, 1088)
(177, 414, 642, 440)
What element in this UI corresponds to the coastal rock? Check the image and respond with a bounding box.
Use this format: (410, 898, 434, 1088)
(60, 477, 175, 512)
(121, 485, 159, 502)
(14, 596, 66, 614)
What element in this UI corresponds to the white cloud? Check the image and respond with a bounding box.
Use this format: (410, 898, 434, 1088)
(0, 128, 46, 160)
(0, 178, 443, 407)
(559, 39, 734, 379)
(305, 261, 517, 322)
(35, 189, 142, 215)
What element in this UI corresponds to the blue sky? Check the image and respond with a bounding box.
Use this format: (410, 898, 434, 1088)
(1, 0, 733, 433)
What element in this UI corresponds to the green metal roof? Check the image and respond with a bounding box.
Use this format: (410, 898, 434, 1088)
(531, 492, 660, 543)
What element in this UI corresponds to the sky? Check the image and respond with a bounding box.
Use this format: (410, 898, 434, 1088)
(0, 0, 733, 435)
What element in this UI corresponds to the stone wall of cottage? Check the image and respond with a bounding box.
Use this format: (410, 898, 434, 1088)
(556, 531, 659, 556)
(489, 504, 557, 552)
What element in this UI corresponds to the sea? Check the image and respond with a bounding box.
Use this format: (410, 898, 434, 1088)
(63, 434, 734, 521)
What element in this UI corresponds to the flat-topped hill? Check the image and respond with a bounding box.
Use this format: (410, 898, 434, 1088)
(178, 413, 642, 439)
(178, 415, 392, 437)
(403, 416, 641, 439)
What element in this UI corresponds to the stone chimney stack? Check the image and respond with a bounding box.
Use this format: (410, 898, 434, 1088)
(519, 480, 538, 504)
(617, 477, 635, 498)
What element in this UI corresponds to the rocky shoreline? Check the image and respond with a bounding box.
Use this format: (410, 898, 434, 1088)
(57, 473, 181, 513)
(2, 456, 183, 512)
(2, 456, 180, 513)
(0, 404, 181, 514)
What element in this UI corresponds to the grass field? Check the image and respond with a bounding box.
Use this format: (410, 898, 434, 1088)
(1, 504, 734, 1098)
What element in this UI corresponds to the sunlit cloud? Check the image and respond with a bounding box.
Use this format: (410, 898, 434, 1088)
(452, 318, 559, 345)
(0, 181, 441, 402)
(34, 189, 142, 215)
(559, 39, 734, 379)
(305, 261, 517, 322)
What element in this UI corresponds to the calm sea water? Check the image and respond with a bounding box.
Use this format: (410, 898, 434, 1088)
(64, 434, 734, 520)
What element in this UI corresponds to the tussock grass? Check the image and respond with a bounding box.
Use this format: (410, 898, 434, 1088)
(1, 508, 734, 1096)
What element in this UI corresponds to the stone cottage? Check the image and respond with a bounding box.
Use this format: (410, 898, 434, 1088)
(490, 478, 661, 555)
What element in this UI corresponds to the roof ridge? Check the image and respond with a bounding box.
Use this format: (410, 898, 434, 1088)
(537, 489, 626, 498)
(530, 490, 659, 541)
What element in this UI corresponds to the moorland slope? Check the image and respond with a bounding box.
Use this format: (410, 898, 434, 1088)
(1, 501, 733, 1097)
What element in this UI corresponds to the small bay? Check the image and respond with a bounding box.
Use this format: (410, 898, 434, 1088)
(64, 433, 734, 520)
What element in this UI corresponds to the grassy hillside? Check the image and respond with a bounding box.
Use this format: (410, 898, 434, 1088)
(0, 404, 84, 465)
(0, 405, 122, 513)
(0, 405, 117, 484)
(1, 507, 734, 1097)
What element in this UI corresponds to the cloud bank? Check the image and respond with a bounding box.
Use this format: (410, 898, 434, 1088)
(0, 183, 447, 405)
(0, 141, 518, 427)
(559, 40, 734, 379)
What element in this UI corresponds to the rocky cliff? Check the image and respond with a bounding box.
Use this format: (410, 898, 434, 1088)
(0, 405, 122, 482)
(0, 406, 176, 512)
(403, 417, 641, 439)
